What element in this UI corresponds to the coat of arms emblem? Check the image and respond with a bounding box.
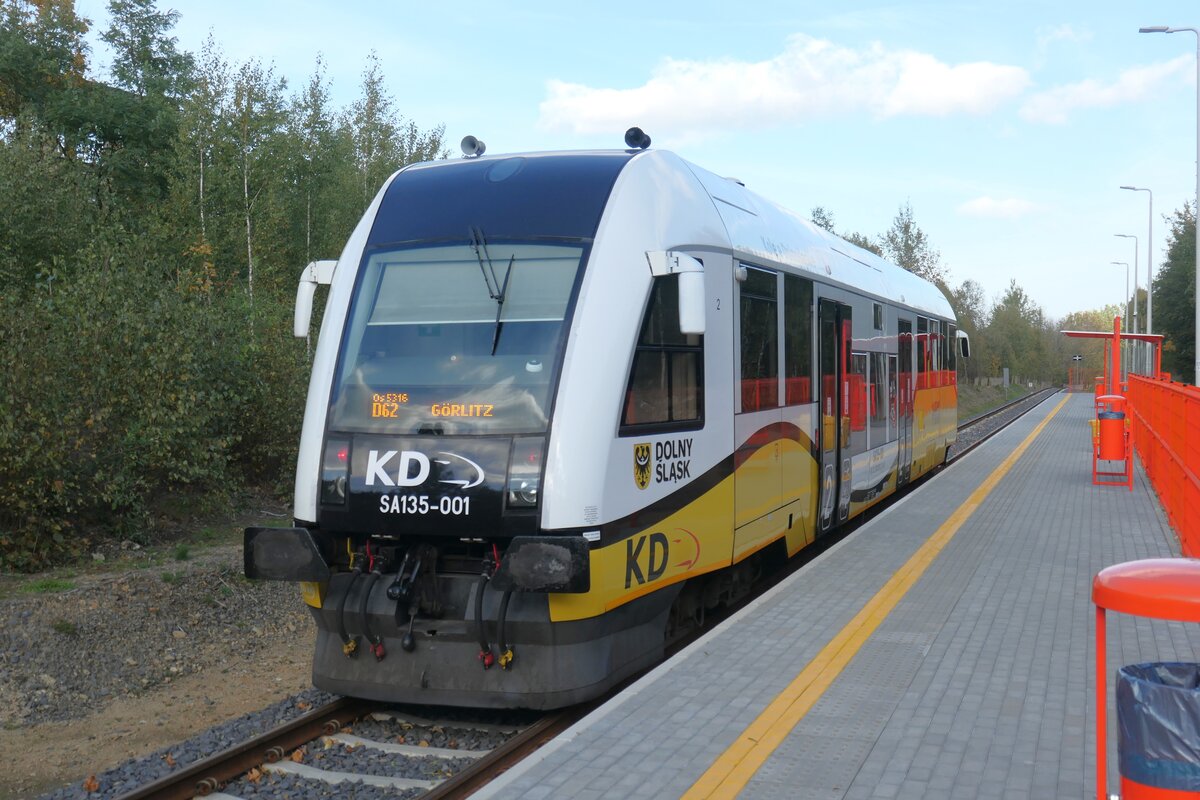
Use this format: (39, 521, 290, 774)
(634, 443, 652, 490)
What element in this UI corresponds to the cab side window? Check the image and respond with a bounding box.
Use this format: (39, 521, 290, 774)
(740, 266, 779, 412)
(917, 316, 929, 388)
(784, 275, 813, 404)
(621, 275, 704, 432)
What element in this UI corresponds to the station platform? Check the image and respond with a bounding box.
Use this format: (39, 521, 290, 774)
(475, 392, 1200, 799)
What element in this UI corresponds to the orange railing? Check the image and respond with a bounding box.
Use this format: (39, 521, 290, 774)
(1127, 375, 1200, 556)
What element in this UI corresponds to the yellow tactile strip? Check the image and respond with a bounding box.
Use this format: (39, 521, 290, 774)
(682, 394, 1071, 800)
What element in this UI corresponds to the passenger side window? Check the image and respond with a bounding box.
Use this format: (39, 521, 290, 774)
(784, 275, 813, 404)
(869, 352, 889, 446)
(946, 322, 957, 382)
(740, 266, 779, 412)
(930, 319, 942, 386)
(620, 275, 704, 432)
(917, 317, 929, 388)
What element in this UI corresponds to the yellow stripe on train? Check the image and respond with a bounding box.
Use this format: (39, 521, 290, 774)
(550, 386, 955, 624)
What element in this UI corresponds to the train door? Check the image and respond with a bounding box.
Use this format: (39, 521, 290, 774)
(781, 274, 816, 552)
(734, 266, 783, 550)
(897, 318, 913, 485)
(818, 299, 851, 532)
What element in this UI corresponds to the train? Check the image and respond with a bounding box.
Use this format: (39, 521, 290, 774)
(244, 131, 967, 709)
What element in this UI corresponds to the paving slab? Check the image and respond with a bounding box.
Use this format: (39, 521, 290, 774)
(476, 393, 1199, 799)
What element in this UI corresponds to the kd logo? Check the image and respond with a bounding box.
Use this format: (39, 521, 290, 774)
(625, 532, 669, 589)
(633, 443, 652, 490)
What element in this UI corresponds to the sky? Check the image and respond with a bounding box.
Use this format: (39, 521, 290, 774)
(72, 0, 1200, 324)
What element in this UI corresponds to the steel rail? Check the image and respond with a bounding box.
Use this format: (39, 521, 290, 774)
(419, 708, 583, 799)
(958, 387, 1057, 431)
(949, 388, 1059, 465)
(114, 696, 377, 800)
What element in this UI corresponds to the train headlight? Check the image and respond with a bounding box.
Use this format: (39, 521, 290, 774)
(320, 439, 350, 505)
(507, 436, 544, 509)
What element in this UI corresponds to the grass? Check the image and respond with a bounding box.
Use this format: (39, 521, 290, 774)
(195, 526, 225, 544)
(50, 619, 78, 636)
(21, 578, 76, 594)
(2, 489, 288, 590)
(957, 382, 1035, 421)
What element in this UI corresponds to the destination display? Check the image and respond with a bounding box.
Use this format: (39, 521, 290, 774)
(369, 392, 497, 420)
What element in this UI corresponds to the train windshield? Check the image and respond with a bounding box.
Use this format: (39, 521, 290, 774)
(328, 241, 584, 435)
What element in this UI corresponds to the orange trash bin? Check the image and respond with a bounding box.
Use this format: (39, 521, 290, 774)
(1098, 411, 1126, 460)
(1092, 559, 1200, 800)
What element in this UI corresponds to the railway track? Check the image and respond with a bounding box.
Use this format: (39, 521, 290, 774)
(959, 386, 1057, 431)
(115, 699, 565, 800)
(949, 386, 1058, 463)
(108, 390, 1060, 800)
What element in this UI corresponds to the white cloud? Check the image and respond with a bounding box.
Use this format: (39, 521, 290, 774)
(958, 196, 1039, 219)
(1036, 24, 1092, 50)
(538, 34, 1030, 135)
(1020, 54, 1193, 124)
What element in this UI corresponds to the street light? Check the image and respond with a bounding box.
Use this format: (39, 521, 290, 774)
(1140, 25, 1199, 384)
(1112, 260, 1131, 382)
(1115, 233, 1141, 374)
(1119, 186, 1153, 336)
(1111, 262, 1130, 333)
(1114, 234, 1139, 334)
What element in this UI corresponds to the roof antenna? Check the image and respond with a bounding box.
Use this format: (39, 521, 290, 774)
(624, 127, 651, 150)
(461, 135, 486, 158)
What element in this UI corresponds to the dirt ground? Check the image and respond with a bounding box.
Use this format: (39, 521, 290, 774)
(0, 636, 313, 799)
(0, 504, 321, 800)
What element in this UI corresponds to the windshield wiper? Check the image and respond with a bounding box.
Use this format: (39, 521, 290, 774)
(468, 226, 514, 355)
(469, 226, 502, 300)
(490, 254, 515, 355)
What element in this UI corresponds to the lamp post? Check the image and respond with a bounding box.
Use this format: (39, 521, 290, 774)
(1114, 234, 1139, 333)
(1140, 25, 1199, 384)
(1115, 233, 1140, 374)
(1112, 261, 1130, 382)
(1120, 187, 1154, 337)
(1110, 262, 1130, 333)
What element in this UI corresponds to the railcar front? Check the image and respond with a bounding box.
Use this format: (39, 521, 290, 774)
(244, 150, 730, 708)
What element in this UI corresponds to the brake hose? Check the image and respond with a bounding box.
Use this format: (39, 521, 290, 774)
(338, 567, 362, 657)
(360, 571, 384, 660)
(474, 572, 495, 669)
(496, 589, 515, 670)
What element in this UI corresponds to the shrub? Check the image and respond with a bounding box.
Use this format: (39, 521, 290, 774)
(0, 237, 311, 570)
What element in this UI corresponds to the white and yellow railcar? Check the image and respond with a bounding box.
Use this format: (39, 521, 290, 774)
(244, 140, 964, 708)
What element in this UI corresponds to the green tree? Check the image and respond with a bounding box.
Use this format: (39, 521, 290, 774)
(0, 1, 102, 286)
(171, 33, 228, 243)
(810, 205, 835, 232)
(1152, 203, 1196, 380)
(844, 230, 883, 257)
(100, 0, 192, 97)
(1059, 306, 1120, 386)
(0, 120, 97, 285)
(88, 0, 193, 207)
(348, 51, 445, 206)
(879, 201, 947, 284)
(0, 0, 90, 130)
(985, 280, 1047, 383)
(288, 55, 357, 266)
(947, 279, 989, 381)
(231, 57, 286, 305)
(0, 1, 454, 568)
